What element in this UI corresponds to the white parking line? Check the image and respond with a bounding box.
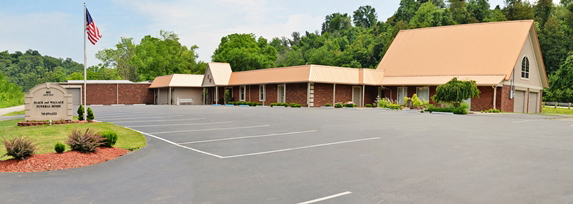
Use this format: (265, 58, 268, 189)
(298, 191, 352, 204)
(149, 125, 270, 134)
(127, 121, 233, 128)
(513, 119, 546, 123)
(111, 118, 206, 123)
(178, 130, 317, 144)
(102, 115, 184, 121)
(222, 137, 380, 159)
(125, 127, 224, 158)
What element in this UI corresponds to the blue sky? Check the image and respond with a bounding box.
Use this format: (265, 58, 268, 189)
(1, 0, 516, 66)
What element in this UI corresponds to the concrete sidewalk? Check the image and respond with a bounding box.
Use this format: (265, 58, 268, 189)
(0, 105, 24, 116)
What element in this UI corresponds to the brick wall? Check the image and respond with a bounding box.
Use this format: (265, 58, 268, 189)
(500, 85, 514, 112)
(68, 83, 153, 105)
(364, 86, 378, 106)
(265, 84, 278, 104)
(286, 83, 308, 106)
(334, 84, 353, 104)
(119, 84, 154, 105)
(314, 83, 333, 107)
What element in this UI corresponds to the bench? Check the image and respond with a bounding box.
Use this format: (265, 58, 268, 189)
(177, 98, 193, 105)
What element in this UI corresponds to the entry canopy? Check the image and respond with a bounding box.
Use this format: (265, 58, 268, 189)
(150, 74, 204, 88)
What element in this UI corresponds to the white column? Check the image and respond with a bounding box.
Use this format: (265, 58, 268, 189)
(333, 84, 336, 105)
(493, 86, 497, 110)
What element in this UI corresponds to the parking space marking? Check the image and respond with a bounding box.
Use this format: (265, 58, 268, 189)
(298, 191, 352, 204)
(178, 130, 317, 144)
(127, 121, 233, 128)
(149, 125, 270, 134)
(111, 118, 206, 123)
(102, 115, 184, 121)
(222, 137, 380, 159)
(125, 127, 224, 158)
(513, 119, 546, 123)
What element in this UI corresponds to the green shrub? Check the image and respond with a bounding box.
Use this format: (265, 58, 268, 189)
(289, 103, 297, 107)
(290, 103, 302, 108)
(279, 102, 288, 107)
(453, 102, 470, 114)
(67, 128, 104, 153)
(325, 103, 332, 107)
(2, 136, 37, 160)
(335, 102, 343, 108)
(345, 102, 356, 108)
(403, 97, 410, 106)
(77, 105, 85, 121)
(484, 108, 501, 113)
(101, 131, 118, 147)
(228, 102, 235, 105)
(256, 102, 263, 106)
(270, 102, 277, 107)
(224, 89, 232, 104)
(378, 98, 390, 108)
(365, 104, 373, 108)
(426, 104, 454, 113)
(55, 142, 66, 154)
(412, 94, 423, 108)
(388, 104, 402, 110)
(87, 107, 94, 122)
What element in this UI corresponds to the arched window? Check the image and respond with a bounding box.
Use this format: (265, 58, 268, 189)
(521, 56, 529, 79)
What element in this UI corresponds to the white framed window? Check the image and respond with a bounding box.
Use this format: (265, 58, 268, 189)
(416, 87, 430, 102)
(239, 86, 246, 101)
(277, 84, 286, 103)
(259, 85, 266, 101)
(521, 56, 529, 79)
(397, 87, 407, 104)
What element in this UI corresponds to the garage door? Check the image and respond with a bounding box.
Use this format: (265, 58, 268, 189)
(514, 90, 526, 113)
(528, 92, 539, 113)
(68, 88, 81, 109)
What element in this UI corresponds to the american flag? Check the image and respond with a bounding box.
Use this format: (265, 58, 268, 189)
(85, 8, 102, 45)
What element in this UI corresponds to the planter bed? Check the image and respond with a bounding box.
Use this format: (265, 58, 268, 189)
(0, 147, 129, 172)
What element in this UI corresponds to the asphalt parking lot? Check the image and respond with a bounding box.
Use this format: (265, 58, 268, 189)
(2, 105, 573, 203)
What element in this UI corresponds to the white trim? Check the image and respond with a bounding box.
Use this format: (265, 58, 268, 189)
(502, 81, 543, 90)
(239, 85, 246, 101)
(259, 84, 266, 101)
(520, 55, 530, 80)
(277, 83, 286, 103)
(416, 86, 430, 102)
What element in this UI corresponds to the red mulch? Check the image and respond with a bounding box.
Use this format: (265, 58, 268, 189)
(0, 147, 130, 172)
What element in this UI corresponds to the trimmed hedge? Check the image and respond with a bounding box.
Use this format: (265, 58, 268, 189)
(335, 102, 343, 108)
(325, 103, 332, 107)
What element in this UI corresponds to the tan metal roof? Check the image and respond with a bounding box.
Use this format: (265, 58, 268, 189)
(380, 75, 505, 86)
(362, 69, 385, 85)
(309, 65, 360, 85)
(149, 74, 204, 88)
(205, 62, 232, 86)
(229, 65, 311, 85)
(377, 20, 536, 80)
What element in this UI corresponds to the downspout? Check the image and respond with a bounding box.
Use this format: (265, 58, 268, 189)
(362, 85, 365, 107)
(333, 84, 336, 105)
(492, 85, 497, 110)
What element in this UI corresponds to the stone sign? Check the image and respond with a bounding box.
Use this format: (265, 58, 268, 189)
(25, 83, 73, 121)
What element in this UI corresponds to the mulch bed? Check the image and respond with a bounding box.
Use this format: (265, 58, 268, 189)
(17, 120, 99, 127)
(0, 147, 129, 172)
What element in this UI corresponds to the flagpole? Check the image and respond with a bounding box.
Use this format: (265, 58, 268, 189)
(83, 2, 87, 109)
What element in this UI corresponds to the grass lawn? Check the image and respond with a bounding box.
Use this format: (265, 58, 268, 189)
(0, 119, 146, 160)
(541, 106, 573, 115)
(2, 110, 25, 116)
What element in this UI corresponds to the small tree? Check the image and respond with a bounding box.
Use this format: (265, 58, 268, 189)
(77, 105, 85, 121)
(224, 89, 232, 104)
(87, 107, 95, 122)
(432, 78, 480, 107)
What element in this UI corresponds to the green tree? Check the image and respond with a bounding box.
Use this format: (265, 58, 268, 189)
(538, 16, 568, 75)
(131, 31, 206, 81)
(394, 0, 419, 23)
(468, 0, 491, 22)
(544, 53, 573, 102)
(410, 2, 438, 28)
(534, 0, 554, 26)
(432, 78, 480, 107)
(353, 5, 378, 28)
(322, 13, 352, 34)
(212, 33, 278, 71)
(504, 0, 535, 20)
(96, 37, 138, 81)
(449, 0, 472, 24)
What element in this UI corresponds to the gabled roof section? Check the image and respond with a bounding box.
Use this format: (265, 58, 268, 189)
(203, 62, 232, 86)
(377, 20, 537, 80)
(149, 74, 204, 88)
(229, 65, 311, 85)
(309, 65, 361, 85)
